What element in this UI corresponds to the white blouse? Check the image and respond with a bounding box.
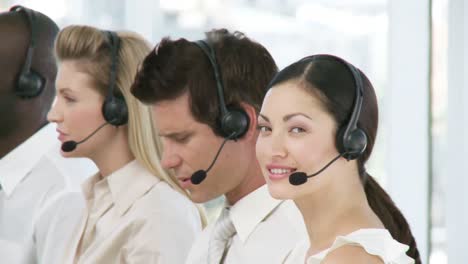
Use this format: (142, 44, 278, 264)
(285, 228, 414, 264)
(64, 160, 202, 263)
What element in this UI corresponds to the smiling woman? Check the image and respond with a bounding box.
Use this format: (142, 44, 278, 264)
(256, 54, 420, 264)
(256, 82, 338, 193)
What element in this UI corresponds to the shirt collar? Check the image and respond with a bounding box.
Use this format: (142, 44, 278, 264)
(0, 123, 57, 197)
(81, 160, 160, 216)
(229, 184, 283, 243)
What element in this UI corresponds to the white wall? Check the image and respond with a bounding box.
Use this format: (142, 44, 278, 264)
(446, 0, 467, 263)
(387, 0, 430, 262)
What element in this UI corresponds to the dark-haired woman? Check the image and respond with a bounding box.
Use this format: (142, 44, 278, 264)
(256, 54, 419, 263)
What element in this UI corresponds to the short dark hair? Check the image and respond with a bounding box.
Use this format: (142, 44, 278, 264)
(131, 29, 278, 136)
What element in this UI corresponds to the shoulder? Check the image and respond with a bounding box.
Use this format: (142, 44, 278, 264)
(36, 190, 84, 217)
(45, 149, 97, 185)
(309, 229, 413, 264)
(25, 156, 67, 198)
(122, 187, 202, 261)
(32, 154, 64, 179)
(131, 181, 201, 229)
(144, 181, 198, 215)
(33, 191, 85, 237)
(322, 245, 384, 264)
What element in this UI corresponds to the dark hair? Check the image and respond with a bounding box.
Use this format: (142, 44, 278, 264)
(268, 55, 421, 263)
(131, 28, 278, 136)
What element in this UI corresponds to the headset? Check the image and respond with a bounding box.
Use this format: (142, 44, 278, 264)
(60, 31, 128, 153)
(9, 5, 45, 98)
(193, 40, 250, 140)
(302, 55, 368, 160)
(101, 30, 128, 126)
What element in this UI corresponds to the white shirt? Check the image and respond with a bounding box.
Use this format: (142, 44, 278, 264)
(0, 123, 97, 264)
(186, 185, 307, 264)
(285, 228, 414, 264)
(64, 160, 202, 264)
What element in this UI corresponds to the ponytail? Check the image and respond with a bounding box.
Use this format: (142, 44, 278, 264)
(364, 173, 422, 264)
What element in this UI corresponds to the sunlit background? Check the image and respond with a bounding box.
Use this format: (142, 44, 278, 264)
(1, 0, 466, 263)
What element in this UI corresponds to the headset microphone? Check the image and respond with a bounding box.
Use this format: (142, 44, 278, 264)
(288, 55, 369, 186)
(62, 31, 127, 153)
(188, 40, 250, 185)
(288, 152, 346, 186)
(61, 122, 108, 152)
(191, 132, 235, 184)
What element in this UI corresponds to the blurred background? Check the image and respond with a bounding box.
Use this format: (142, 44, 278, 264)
(1, 0, 466, 263)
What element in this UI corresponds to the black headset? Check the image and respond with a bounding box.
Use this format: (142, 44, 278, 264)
(193, 40, 250, 140)
(101, 31, 128, 126)
(302, 55, 368, 160)
(10, 5, 45, 99)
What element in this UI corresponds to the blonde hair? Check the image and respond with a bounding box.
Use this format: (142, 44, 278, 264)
(55, 25, 206, 225)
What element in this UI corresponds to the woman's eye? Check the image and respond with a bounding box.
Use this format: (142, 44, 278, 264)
(290, 127, 305, 133)
(256, 125, 271, 133)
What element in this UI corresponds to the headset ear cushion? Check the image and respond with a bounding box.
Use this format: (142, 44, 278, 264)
(102, 97, 128, 126)
(220, 108, 250, 139)
(15, 71, 44, 98)
(336, 126, 368, 160)
(346, 128, 368, 160)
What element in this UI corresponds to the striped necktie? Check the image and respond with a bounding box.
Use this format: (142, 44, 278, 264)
(208, 207, 237, 264)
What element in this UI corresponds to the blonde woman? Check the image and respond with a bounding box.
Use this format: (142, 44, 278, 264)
(47, 25, 202, 263)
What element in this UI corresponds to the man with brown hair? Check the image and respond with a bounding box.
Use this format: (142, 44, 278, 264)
(0, 6, 96, 263)
(131, 29, 306, 263)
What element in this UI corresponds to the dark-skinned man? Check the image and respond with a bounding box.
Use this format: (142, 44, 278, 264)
(0, 6, 96, 264)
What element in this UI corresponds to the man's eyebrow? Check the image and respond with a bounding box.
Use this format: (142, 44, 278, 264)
(159, 131, 192, 138)
(58, 87, 73, 94)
